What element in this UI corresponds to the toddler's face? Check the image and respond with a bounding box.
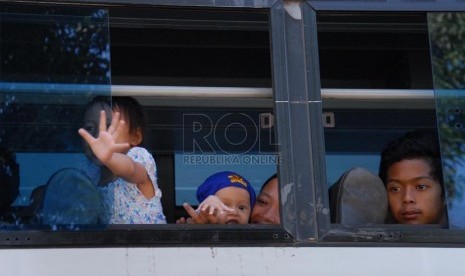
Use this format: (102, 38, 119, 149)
(112, 109, 132, 146)
(215, 186, 251, 224)
(386, 158, 444, 224)
(112, 107, 142, 148)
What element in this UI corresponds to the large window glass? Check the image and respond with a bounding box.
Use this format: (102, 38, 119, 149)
(106, 8, 275, 223)
(0, 5, 110, 227)
(0, 3, 280, 242)
(319, 13, 440, 226)
(429, 12, 465, 229)
(174, 108, 277, 206)
(319, 12, 435, 182)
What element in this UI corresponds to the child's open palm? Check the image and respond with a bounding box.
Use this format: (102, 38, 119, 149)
(78, 110, 130, 165)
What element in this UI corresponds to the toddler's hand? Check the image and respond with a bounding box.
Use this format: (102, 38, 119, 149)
(182, 199, 234, 224)
(78, 111, 130, 165)
(197, 195, 234, 216)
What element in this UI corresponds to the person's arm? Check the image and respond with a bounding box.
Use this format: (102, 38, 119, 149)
(78, 111, 155, 199)
(104, 151, 155, 199)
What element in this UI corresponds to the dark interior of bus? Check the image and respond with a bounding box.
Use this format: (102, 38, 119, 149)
(0, 3, 438, 226)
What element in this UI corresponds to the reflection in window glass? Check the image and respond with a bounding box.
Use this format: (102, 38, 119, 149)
(175, 153, 277, 205)
(0, 6, 110, 227)
(429, 12, 465, 229)
(175, 110, 277, 206)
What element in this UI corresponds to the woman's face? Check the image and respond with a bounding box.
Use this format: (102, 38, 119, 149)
(250, 178, 280, 224)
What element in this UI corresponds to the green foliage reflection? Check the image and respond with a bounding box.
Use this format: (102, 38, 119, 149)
(429, 13, 465, 215)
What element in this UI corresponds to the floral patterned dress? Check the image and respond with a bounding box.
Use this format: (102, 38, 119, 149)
(98, 147, 166, 224)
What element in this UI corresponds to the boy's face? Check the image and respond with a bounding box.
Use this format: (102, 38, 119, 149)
(250, 178, 280, 224)
(215, 186, 251, 224)
(386, 158, 444, 224)
(82, 102, 111, 164)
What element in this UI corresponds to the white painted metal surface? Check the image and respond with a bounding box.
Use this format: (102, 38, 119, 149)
(1, 247, 462, 276)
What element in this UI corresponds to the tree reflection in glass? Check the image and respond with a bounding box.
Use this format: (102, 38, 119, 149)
(429, 12, 465, 228)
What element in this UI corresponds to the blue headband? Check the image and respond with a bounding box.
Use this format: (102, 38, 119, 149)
(196, 171, 256, 208)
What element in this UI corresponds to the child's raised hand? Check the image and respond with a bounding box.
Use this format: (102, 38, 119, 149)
(197, 195, 235, 222)
(181, 197, 236, 224)
(180, 203, 207, 224)
(78, 110, 130, 165)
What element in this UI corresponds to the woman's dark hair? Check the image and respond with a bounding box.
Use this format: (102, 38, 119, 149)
(378, 129, 443, 189)
(260, 173, 278, 193)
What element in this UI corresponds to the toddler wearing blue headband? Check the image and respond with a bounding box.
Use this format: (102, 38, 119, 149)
(179, 171, 256, 224)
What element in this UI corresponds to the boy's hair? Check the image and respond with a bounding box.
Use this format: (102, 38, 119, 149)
(84, 95, 111, 113)
(111, 96, 146, 145)
(378, 129, 443, 189)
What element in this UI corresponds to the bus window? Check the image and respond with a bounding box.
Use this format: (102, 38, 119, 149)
(0, 2, 281, 238)
(5, 2, 465, 274)
(107, 7, 276, 223)
(318, 13, 439, 225)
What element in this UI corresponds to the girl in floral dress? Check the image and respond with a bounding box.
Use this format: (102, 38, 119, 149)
(79, 97, 166, 224)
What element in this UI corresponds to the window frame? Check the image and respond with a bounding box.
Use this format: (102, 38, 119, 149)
(3, 0, 465, 248)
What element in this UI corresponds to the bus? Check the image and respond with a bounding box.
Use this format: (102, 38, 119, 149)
(1, 0, 465, 275)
